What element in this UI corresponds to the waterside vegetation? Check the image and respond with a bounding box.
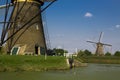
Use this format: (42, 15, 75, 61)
(0, 55, 69, 72)
(76, 49, 120, 64)
(77, 56, 120, 64)
(0, 49, 120, 72)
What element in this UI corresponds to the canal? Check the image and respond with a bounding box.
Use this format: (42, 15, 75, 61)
(0, 64, 120, 80)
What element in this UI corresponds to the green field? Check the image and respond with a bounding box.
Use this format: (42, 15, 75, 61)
(0, 55, 69, 72)
(78, 56, 120, 64)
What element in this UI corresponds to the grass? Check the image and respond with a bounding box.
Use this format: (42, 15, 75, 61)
(0, 55, 69, 72)
(78, 56, 120, 64)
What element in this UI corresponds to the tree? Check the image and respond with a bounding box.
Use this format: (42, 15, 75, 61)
(77, 50, 92, 57)
(114, 51, 120, 56)
(84, 49, 92, 56)
(105, 52, 111, 56)
(53, 48, 68, 56)
(77, 50, 85, 57)
(47, 49, 55, 56)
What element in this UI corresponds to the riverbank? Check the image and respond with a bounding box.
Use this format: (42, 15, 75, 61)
(1, 64, 120, 80)
(78, 56, 120, 64)
(0, 55, 69, 72)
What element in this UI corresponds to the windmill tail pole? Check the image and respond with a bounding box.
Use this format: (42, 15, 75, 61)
(98, 32, 103, 42)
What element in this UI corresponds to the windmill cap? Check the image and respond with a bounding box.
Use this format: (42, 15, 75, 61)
(11, 0, 44, 5)
(11, 0, 56, 2)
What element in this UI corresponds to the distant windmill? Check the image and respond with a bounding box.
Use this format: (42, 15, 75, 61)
(87, 32, 112, 56)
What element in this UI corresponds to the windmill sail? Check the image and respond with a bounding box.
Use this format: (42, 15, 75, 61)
(98, 32, 103, 42)
(0, 3, 13, 9)
(86, 41, 97, 44)
(102, 43, 112, 46)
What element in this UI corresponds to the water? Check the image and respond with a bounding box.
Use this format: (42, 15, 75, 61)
(0, 64, 120, 80)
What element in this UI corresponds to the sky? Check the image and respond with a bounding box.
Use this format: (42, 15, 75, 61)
(0, 0, 120, 54)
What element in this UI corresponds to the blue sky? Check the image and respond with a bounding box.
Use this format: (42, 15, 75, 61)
(45, 0, 120, 53)
(0, 0, 120, 53)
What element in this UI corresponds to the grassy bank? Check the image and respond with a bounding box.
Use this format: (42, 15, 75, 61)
(0, 55, 69, 72)
(77, 56, 120, 64)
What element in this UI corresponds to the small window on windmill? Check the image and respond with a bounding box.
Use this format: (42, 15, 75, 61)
(11, 46, 20, 55)
(36, 24, 39, 30)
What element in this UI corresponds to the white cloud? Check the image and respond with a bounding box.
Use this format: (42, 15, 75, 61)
(116, 25, 120, 28)
(84, 12, 93, 18)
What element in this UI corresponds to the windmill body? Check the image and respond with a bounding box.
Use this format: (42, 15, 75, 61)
(0, 0, 56, 55)
(7, 0, 46, 55)
(95, 42, 104, 56)
(87, 32, 112, 56)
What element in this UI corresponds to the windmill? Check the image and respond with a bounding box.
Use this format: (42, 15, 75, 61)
(0, 0, 56, 55)
(87, 32, 112, 56)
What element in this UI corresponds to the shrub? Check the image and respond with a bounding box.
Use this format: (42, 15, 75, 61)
(105, 52, 111, 56)
(114, 51, 120, 56)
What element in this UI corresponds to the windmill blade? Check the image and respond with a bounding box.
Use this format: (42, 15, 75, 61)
(41, 0, 57, 12)
(0, 3, 13, 9)
(0, 21, 15, 24)
(104, 45, 112, 52)
(86, 41, 97, 44)
(0, 5, 6, 9)
(98, 32, 103, 42)
(102, 43, 112, 46)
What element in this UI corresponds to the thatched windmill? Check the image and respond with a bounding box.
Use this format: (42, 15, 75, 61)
(0, 0, 56, 55)
(87, 32, 112, 56)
